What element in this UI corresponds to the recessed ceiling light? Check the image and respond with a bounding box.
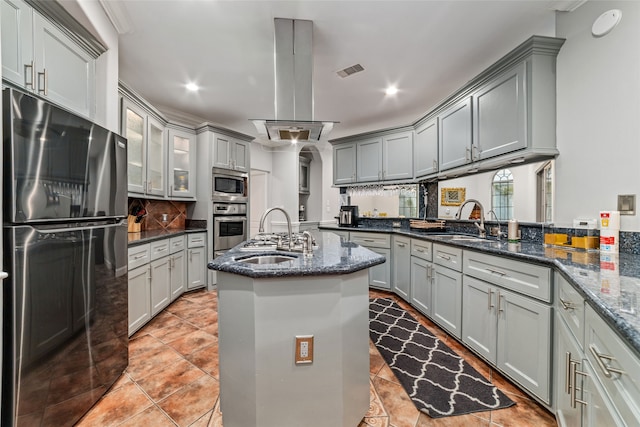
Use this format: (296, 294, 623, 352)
(385, 86, 398, 96)
(185, 82, 199, 92)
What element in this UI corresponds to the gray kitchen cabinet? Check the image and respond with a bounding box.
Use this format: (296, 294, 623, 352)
(350, 232, 391, 290)
(438, 97, 473, 171)
(392, 235, 411, 301)
(383, 131, 414, 181)
(2, 0, 96, 118)
(414, 118, 438, 178)
(432, 263, 463, 339)
(410, 256, 433, 317)
(333, 142, 356, 185)
(473, 62, 526, 160)
(150, 256, 171, 316)
(168, 127, 197, 199)
(213, 135, 249, 172)
(128, 265, 151, 336)
(169, 236, 186, 301)
(121, 95, 166, 197)
(356, 137, 383, 182)
(187, 233, 207, 289)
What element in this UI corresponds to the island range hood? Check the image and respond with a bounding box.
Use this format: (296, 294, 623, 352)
(252, 18, 337, 144)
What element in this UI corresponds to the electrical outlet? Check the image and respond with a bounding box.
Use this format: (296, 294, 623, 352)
(295, 335, 314, 364)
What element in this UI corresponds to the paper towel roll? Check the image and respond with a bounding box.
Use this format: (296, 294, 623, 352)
(600, 211, 621, 230)
(600, 229, 619, 253)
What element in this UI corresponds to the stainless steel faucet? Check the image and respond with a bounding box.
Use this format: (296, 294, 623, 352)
(258, 207, 293, 250)
(487, 209, 505, 240)
(301, 231, 315, 257)
(455, 199, 486, 238)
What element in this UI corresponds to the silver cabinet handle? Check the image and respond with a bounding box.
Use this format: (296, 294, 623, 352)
(486, 267, 507, 276)
(559, 298, 575, 311)
(0, 272, 8, 280)
(397, 243, 406, 248)
(190, 250, 193, 261)
(416, 248, 424, 253)
(426, 265, 431, 281)
(472, 144, 480, 161)
(465, 147, 471, 162)
(363, 239, 375, 243)
(24, 61, 36, 89)
(497, 290, 503, 313)
(488, 288, 494, 310)
(570, 360, 588, 408)
(37, 68, 48, 95)
(433, 159, 437, 171)
(589, 344, 625, 378)
(133, 253, 147, 260)
(437, 254, 451, 261)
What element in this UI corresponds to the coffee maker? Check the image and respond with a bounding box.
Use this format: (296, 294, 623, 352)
(339, 205, 359, 227)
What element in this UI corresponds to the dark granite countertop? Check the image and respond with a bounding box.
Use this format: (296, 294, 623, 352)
(208, 231, 386, 279)
(320, 225, 640, 356)
(127, 228, 207, 246)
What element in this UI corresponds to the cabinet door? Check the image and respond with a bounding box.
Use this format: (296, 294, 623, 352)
(146, 116, 166, 196)
(122, 99, 147, 194)
(439, 97, 473, 171)
(128, 265, 150, 336)
(168, 128, 196, 198)
(232, 139, 249, 172)
(410, 256, 432, 317)
(32, 13, 95, 118)
(150, 256, 171, 316)
(170, 251, 186, 301)
(497, 288, 551, 403)
(1, 0, 33, 88)
(333, 143, 356, 185)
(582, 361, 626, 427)
(367, 247, 391, 290)
(356, 137, 383, 182)
(462, 276, 497, 363)
(213, 135, 231, 169)
(555, 313, 584, 427)
(187, 246, 206, 289)
(392, 236, 411, 301)
(432, 264, 462, 339)
(383, 131, 413, 181)
(474, 62, 526, 160)
(414, 118, 438, 178)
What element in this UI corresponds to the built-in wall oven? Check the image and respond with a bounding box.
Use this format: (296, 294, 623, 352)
(213, 202, 247, 258)
(212, 167, 248, 203)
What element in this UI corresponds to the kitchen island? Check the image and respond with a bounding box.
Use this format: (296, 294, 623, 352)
(208, 231, 385, 427)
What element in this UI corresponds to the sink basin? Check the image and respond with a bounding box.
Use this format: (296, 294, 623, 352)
(238, 254, 298, 265)
(433, 234, 487, 242)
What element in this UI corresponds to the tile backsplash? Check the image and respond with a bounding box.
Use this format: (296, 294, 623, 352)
(128, 198, 187, 231)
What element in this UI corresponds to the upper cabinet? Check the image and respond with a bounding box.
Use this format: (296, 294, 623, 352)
(168, 126, 197, 199)
(330, 36, 564, 184)
(1, 0, 97, 118)
(332, 128, 414, 186)
(414, 118, 438, 179)
(213, 135, 249, 172)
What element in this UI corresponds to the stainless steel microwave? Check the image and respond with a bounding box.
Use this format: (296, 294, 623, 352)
(212, 167, 248, 202)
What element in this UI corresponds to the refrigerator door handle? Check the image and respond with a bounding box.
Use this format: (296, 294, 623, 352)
(0, 271, 8, 280)
(35, 219, 127, 234)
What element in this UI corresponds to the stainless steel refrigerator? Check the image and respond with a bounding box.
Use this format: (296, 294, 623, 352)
(2, 88, 129, 426)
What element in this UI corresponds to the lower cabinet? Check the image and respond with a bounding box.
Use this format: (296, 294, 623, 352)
(170, 249, 186, 301)
(128, 264, 151, 336)
(187, 233, 207, 289)
(432, 263, 462, 339)
(350, 231, 391, 290)
(392, 235, 411, 301)
(410, 256, 433, 317)
(150, 256, 171, 316)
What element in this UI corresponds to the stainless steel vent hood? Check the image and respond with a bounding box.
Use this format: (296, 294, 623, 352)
(252, 18, 337, 144)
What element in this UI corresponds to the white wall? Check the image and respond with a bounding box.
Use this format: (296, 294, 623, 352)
(555, 1, 640, 231)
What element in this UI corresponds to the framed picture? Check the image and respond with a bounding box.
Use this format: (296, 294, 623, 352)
(441, 187, 466, 206)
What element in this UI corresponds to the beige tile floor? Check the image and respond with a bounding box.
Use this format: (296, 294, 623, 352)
(78, 288, 557, 427)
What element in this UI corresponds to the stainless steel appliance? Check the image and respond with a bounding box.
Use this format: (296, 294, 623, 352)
(212, 202, 247, 258)
(212, 167, 248, 203)
(2, 88, 129, 426)
(339, 205, 359, 227)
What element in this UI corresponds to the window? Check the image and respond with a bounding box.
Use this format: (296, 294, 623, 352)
(398, 186, 418, 218)
(536, 161, 553, 222)
(492, 169, 513, 220)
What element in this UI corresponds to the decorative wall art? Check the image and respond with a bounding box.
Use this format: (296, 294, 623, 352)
(441, 188, 466, 206)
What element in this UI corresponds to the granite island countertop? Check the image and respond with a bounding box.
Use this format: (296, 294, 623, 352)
(208, 231, 386, 279)
(320, 224, 640, 357)
(127, 228, 207, 246)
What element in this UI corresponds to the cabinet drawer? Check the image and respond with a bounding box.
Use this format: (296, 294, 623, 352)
(433, 243, 462, 272)
(411, 239, 432, 261)
(188, 233, 206, 248)
(463, 251, 551, 302)
(170, 235, 186, 254)
(556, 272, 585, 349)
(128, 244, 150, 270)
(350, 232, 390, 249)
(150, 239, 170, 261)
(585, 305, 640, 427)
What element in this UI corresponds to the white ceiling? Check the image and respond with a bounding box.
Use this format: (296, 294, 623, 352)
(103, 1, 561, 140)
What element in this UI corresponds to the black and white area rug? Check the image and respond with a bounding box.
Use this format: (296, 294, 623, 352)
(369, 298, 515, 418)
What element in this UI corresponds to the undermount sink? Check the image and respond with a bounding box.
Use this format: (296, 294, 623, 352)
(237, 254, 298, 265)
(433, 234, 487, 242)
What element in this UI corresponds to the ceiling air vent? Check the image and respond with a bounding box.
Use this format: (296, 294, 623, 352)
(337, 64, 364, 78)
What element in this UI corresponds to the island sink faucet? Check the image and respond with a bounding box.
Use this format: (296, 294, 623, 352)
(258, 207, 293, 251)
(454, 199, 486, 238)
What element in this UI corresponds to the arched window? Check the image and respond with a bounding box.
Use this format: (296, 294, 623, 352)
(492, 169, 513, 220)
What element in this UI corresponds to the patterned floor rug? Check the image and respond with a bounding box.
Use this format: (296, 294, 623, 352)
(369, 298, 515, 418)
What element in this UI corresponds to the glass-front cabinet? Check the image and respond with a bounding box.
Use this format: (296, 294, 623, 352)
(146, 117, 165, 196)
(123, 100, 146, 194)
(168, 127, 196, 199)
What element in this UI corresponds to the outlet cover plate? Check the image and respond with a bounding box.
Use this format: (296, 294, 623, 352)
(618, 194, 636, 215)
(295, 335, 314, 364)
